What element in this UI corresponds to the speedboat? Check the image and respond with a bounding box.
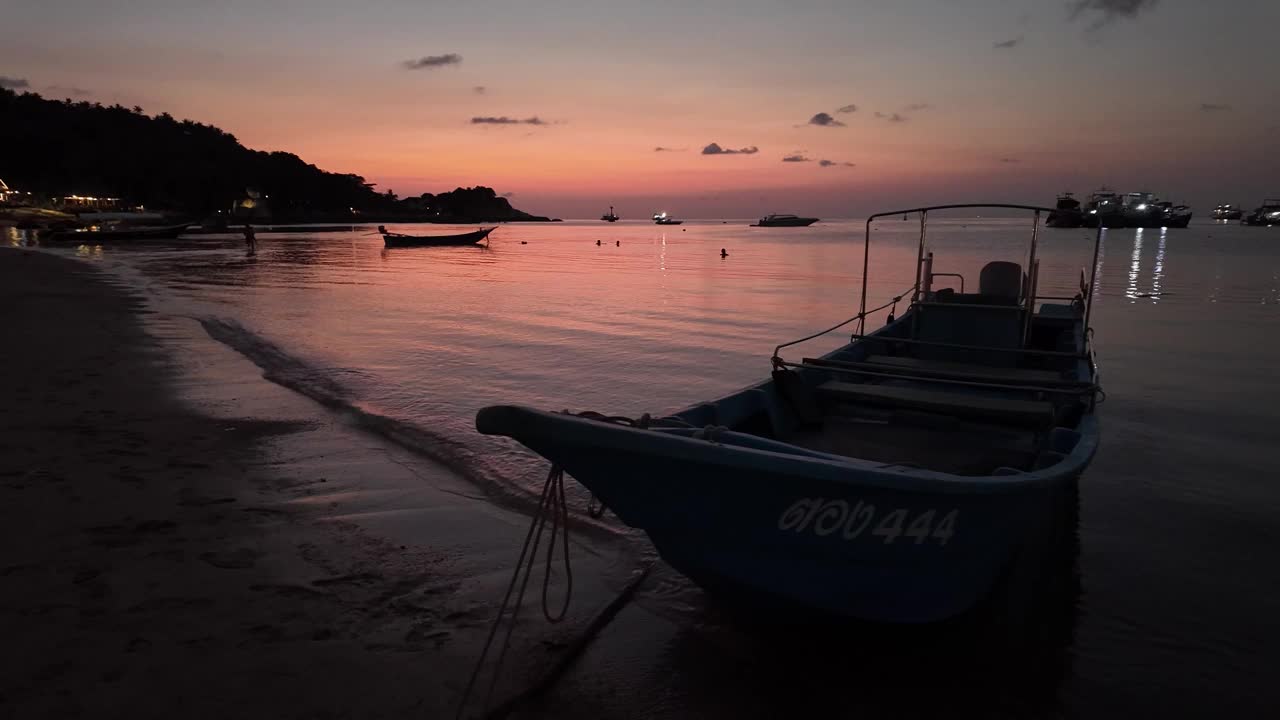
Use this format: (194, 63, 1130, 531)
(1046, 192, 1082, 228)
(1244, 200, 1280, 226)
(653, 212, 684, 225)
(478, 203, 1102, 624)
(1212, 204, 1243, 221)
(1081, 189, 1123, 228)
(752, 213, 819, 227)
(601, 206, 619, 222)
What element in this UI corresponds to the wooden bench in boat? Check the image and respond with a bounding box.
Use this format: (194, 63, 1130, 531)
(816, 380, 1057, 428)
(801, 354, 1087, 389)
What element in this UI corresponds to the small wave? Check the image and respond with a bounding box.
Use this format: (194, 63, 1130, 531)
(197, 316, 628, 541)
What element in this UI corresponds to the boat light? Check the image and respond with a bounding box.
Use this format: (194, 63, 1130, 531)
(1137, 204, 1147, 211)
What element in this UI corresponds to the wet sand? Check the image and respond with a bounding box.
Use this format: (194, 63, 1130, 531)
(0, 248, 634, 718)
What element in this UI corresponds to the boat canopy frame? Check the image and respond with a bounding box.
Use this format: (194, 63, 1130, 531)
(774, 203, 1104, 365)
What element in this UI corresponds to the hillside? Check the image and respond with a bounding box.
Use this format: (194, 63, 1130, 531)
(0, 89, 546, 222)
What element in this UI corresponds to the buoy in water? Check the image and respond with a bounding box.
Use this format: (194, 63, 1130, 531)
(720, 248, 728, 257)
(596, 239, 601, 246)
(521, 241, 528, 244)
(616, 240, 620, 246)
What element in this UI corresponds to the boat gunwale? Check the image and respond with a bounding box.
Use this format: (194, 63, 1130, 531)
(476, 403, 1097, 496)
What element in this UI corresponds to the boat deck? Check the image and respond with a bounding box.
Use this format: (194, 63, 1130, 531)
(783, 403, 1041, 475)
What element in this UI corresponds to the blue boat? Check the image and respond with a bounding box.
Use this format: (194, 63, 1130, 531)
(477, 204, 1103, 624)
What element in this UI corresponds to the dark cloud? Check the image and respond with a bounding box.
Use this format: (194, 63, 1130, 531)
(654, 146, 687, 152)
(994, 36, 1023, 49)
(808, 112, 845, 127)
(702, 142, 759, 155)
(902, 103, 932, 112)
(0, 76, 30, 89)
(837, 104, 858, 114)
(781, 154, 812, 162)
(470, 116, 548, 125)
(402, 53, 462, 70)
(472, 85, 486, 95)
(46, 84, 91, 96)
(819, 160, 855, 168)
(1069, 0, 1160, 30)
(1199, 103, 1230, 112)
(875, 112, 908, 123)
(999, 157, 1020, 163)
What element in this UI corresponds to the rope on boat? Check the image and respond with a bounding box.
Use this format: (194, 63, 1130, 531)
(771, 283, 919, 368)
(456, 464, 574, 719)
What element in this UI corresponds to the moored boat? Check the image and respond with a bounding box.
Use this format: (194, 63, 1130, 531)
(379, 225, 494, 247)
(1081, 189, 1123, 228)
(601, 206, 619, 222)
(478, 203, 1102, 624)
(653, 212, 684, 225)
(1243, 199, 1280, 226)
(752, 213, 819, 227)
(1156, 201, 1192, 228)
(43, 221, 190, 242)
(1121, 192, 1163, 228)
(1212, 204, 1243, 221)
(1046, 192, 1082, 228)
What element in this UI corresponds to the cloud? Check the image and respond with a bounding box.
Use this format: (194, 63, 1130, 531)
(902, 103, 932, 112)
(500, 192, 515, 198)
(808, 112, 845, 127)
(781, 154, 812, 162)
(702, 142, 759, 155)
(654, 146, 687, 152)
(0, 76, 30, 89)
(819, 160, 856, 167)
(999, 157, 1020, 163)
(837, 104, 858, 114)
(994, 36, 1023, 49)
(470, 116, 548, 125)
(1068, 0, 1160, 30)
(875, 112, 908, 123)
(402, 53, 462, 70)
(46, 84, 91, 96)
(472, 85, 486, 95)
(1199, 103, 1230, 112)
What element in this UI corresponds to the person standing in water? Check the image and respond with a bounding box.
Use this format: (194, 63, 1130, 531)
(243, 224, 256, 254)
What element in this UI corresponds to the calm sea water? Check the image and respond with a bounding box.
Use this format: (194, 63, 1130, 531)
(12, 216, 1280, 715)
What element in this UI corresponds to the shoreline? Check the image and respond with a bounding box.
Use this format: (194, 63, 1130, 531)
(0, 248, 636, 717)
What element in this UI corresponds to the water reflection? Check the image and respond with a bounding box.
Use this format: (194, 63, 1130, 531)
(1127, 228, 1144, 301)
(1152, 227, 1167, 303)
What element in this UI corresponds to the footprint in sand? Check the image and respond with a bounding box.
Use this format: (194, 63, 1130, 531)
(200, 548, 262, 569)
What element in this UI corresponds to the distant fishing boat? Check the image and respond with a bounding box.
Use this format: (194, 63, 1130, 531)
(1212, 204, 1243, 221)
(1046, 192, 1082, 228)
(653, 212, 683, 225)
(1081, 189, 1123, 228)
(752, 213, 819, 227)
(1156, 201, 1192, 229)
(43, 221, 190, 242)
(478, 203, 1102, 624)
(1243, 200, 1280, 227)
(379, 225, 494, 247)
(601, 206, 619, 222)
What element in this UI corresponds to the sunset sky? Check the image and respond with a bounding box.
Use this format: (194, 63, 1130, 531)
(2, 0, 1278, 217)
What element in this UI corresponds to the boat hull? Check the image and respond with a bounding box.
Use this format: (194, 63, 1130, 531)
(477, 406, 1095, 623)
(44, 222, 190, 242)
(1045, 210, 1082, 228)
(753, 218, 819, 227)
(382, 227, 494, 247)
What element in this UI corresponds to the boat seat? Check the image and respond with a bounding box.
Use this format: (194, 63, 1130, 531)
(816, 381, 1056, 429)
(979, 261, 1024, 301)
(861, 355, 1072, 385)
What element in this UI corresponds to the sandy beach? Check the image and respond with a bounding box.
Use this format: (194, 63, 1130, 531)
(0, 248, 638, 719)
